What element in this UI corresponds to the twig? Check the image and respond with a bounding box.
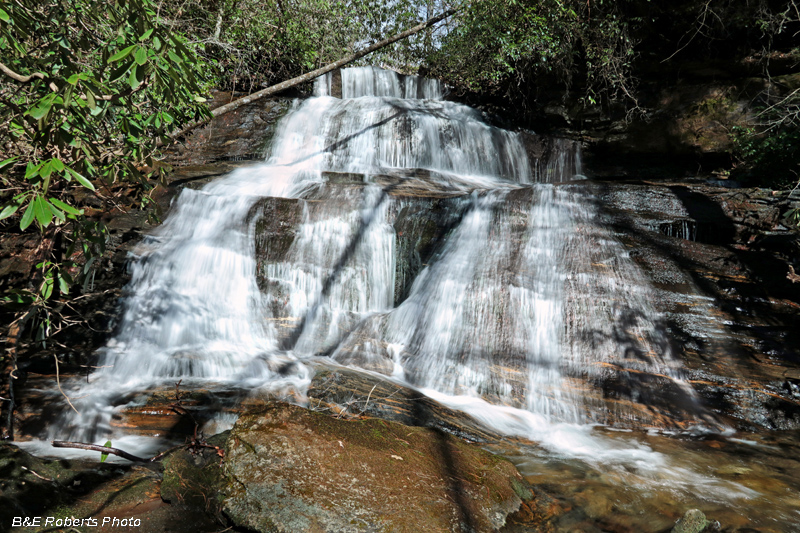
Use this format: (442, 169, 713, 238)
(361, 384, 377, 413)
(54, 354, 79, 414)
(20, 465, 54, 482)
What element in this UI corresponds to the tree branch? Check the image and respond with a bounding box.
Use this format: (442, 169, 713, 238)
(51, 440, 170, 463)
(0, 61, 46, 83)
(0, 61, 58, 92)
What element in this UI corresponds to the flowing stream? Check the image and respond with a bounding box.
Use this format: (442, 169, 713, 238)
(26, 66, 800, 530)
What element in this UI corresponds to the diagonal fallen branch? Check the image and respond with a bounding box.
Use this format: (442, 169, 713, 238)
(166, 9, 456, 143)
(51, 440, 170, 463)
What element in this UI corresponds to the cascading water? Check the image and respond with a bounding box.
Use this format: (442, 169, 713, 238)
(37, 67, 747, 503)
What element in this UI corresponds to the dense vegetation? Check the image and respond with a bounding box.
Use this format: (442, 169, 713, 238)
(1, 0, 799, 358)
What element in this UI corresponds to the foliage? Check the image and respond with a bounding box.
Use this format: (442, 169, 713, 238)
(426, 0, 639, 107)
(159, 0, 429, 93)
(728, 0, 800, 190)
(0, 0, 209, 343)
(732, 121, 800, 190)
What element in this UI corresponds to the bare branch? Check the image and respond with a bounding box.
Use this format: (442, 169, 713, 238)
(0, 62, 58, 92)
(51, 440, 170, 462)
(0, 61, 46, 83)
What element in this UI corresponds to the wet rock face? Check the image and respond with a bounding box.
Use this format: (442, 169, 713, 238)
(585, 180, 800, 430)
(223, 402, 526, 533)
(307, 365, 501, 444)
(167, 94, 294, 166)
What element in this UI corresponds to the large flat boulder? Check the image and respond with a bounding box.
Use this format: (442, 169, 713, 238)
(222, 402, 528, 532)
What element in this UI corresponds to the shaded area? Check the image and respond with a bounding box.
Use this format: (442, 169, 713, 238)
(583, 180, 800, 429)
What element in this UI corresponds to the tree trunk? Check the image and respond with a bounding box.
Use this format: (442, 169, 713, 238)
(169, 9, 456, 142)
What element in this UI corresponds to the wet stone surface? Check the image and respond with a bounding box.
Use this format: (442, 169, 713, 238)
(223, 402, 526, 533)
(576, 180, 800, 431)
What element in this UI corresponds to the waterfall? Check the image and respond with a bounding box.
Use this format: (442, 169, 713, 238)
(46, 67, 705, 465)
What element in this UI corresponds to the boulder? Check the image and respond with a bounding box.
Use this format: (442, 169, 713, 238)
(671, 509, 713, 533)
(222, 402, 528, 532)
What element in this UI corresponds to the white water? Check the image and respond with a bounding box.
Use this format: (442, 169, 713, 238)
(35, 67, 746, 500)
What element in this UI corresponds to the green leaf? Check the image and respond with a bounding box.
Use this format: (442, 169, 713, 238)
(0, 205, 19, 220)
(39, 160, 53, 179)
(25, 161, 43, 180)
(86, 90, 96, 110)
(48, 201, 66, 221)
(28, 103, 52, 120)
(51, 158, 65, 172)
(100, 440, 112, 463)
(134, 46, 147, 66)
(33, 196, 52, 227)
(66, 167, 95, 191)
(167, 50, 183, 64)
(109, 60, 133, 83)
(41, 275, 53, 300)
(0, 8, 9, 22)
(139, 29, 154, 42)
(63, 85, 73, 107)
(67, 73, 80, 85)
(0, 156, 18, 169)
(58, 273, 71, 295)
(108, 45, 136, 63)
(20, 201, 35, 230)
(49, 197, 83, 216)
(128, 66, 141, 90)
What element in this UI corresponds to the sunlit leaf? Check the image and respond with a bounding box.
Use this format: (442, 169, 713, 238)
(39, 160, 53, 179)
(134, 46, 147, 65)
(128, 66, 141, 90)
(58, 273, 71, 295)
(0, 205, 19, 220)
(49, 197, 83, 216)
(86, 90, 96, 110)
(33, 196, 52, 227)
(108, 44, 136, 62)
(41, 275, 53, 300)
(66, 167, 95, 191)
(47, 200, 66, 221)
(100, 440, 112, 462)
(25, 161, 43, 180)
(20, 201, 35, 230)
(28, 103, 52, 120)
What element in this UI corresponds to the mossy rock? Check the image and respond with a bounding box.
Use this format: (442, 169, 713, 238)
(160, 431, 228, 515)
(222, 402, 528, 532)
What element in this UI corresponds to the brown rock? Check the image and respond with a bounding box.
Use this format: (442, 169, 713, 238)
(223, 402, 528, 532)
